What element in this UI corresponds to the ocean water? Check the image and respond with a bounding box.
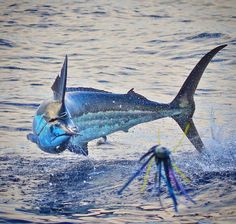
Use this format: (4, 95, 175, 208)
(0, 1, 235, 223)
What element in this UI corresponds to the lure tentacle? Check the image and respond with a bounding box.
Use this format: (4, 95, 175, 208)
(139, 145, 157, 162)
(169, 167, 196, 204)
(141, 157, 154, 192)
(163, 159, 178, 211)
(156, 160, 162, 196)
(118, 154, 155, 195)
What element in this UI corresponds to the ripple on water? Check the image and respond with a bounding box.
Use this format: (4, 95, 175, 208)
(0, 0, 235, 223)
(0, 39, 15, 48)
(138, 14, 171, 19)
(0, 102, 39, 108)
(0, 66, 40, 71)
(0, 125, 31, 132)
(186, 32, 224, 40)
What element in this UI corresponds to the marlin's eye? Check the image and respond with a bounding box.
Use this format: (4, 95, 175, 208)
(46, 112, 67, 123)
(48, 118, 58, 123)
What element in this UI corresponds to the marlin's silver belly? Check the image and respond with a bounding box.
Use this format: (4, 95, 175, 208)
(65, 91, 172, 147)
(70, 110, 162, 145)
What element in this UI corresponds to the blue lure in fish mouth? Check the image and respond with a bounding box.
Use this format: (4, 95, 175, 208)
(118, 145, 195, 212)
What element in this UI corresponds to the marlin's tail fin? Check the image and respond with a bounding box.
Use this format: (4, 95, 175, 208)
(170, 45, 227, 152)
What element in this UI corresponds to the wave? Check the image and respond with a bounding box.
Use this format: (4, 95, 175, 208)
(186, 32, 224, 40)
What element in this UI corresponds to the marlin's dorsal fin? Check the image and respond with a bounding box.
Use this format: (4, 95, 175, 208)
(51, 55, 68, 104)
(127, 88, 147, 100)
(127, 88, 134, 94)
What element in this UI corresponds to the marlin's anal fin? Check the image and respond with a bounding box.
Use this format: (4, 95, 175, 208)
(174, 117, 204, 152)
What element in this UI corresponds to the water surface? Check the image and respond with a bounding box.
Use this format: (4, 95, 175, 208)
(0, 1, 236, 223)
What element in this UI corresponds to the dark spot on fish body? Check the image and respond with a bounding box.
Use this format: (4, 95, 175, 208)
(98, 124, 103, 128)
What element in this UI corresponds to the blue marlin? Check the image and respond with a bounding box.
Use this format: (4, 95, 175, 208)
(27, 45, 227, 155)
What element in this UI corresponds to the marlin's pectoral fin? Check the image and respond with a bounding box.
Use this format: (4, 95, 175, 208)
(173, 117, 204, 152)
(27, 133, 38, 144)
(68, 142, 88, 156)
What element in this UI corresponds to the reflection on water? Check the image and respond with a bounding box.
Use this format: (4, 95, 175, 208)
(0, 0, 235, 223)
